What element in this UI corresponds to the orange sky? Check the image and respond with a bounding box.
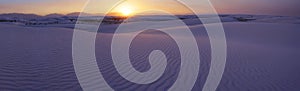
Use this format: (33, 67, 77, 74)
(0, 0, 299, 16)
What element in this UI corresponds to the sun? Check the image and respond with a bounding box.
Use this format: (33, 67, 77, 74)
(120, 7, 133, 16)
(116, 3, 135, 16)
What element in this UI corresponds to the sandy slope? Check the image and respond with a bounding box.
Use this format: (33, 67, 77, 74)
(0, 22, 299, 91)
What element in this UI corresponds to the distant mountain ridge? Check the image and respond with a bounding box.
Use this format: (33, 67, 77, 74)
(45, 13, 65, 18)
(0, 12, 104, 19)
(0, 13, 42, 19)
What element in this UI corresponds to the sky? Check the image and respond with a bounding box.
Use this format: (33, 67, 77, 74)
(0, 0, 299, 16)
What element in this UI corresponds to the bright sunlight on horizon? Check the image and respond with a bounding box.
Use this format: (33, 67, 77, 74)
(114, 2, 135, 16)
(0, 0, 299, 16)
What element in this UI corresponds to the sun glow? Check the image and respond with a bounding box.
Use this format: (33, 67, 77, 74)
(116, 3, 135, 16)
(120, 7, 133, 16)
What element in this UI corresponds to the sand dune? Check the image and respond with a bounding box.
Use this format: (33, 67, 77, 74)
(0, 20, 299, 91)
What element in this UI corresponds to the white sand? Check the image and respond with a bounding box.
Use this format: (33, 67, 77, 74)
(0, 15, 299, 91)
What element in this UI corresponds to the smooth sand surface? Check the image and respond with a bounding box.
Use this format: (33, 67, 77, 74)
(0, 22, 299, 91)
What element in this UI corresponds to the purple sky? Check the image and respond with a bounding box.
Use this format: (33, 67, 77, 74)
(211, 0, 300, 16)
(0, 0, 299, 16)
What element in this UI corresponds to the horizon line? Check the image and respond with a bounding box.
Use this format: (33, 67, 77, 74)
(0, 12, 295, 17)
